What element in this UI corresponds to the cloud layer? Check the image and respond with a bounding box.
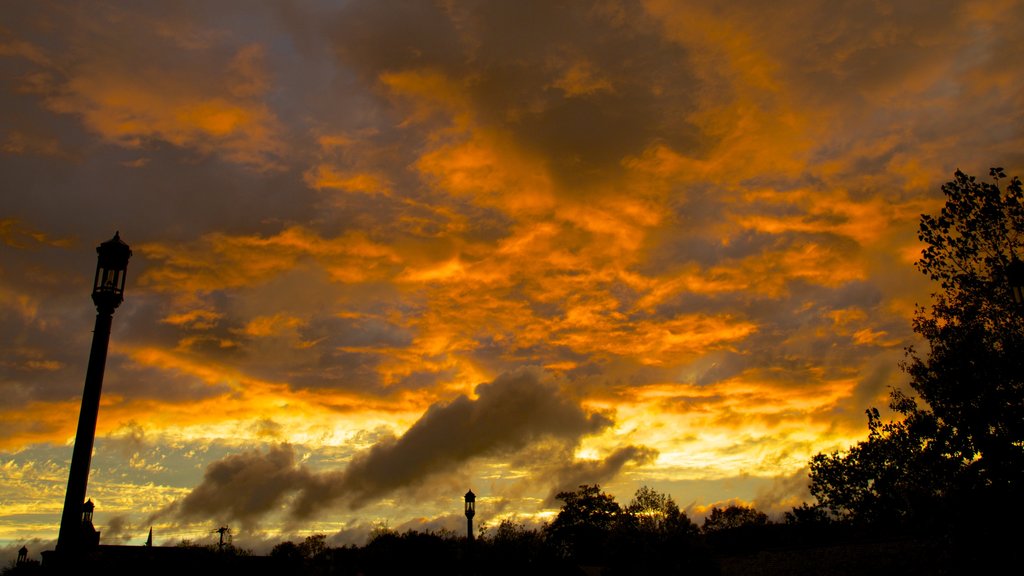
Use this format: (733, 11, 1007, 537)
(2, 0, 1022, 544)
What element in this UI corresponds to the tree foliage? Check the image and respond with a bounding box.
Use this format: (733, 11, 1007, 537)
(543, 484, 620, 563)
(269, 540, 304, 564)
(623, 485, 697, 536)
(542, 484, 712, 571)
(809, 168, 1024, 526)
(480, 518, 556, 575)
(910, 171, 1024, 485)
(701, 504, 768, 533)
(610, 486, 710, 575)
(809, 397, 959, 524)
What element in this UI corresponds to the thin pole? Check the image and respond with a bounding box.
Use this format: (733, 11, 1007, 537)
(56, 308, 113, 553)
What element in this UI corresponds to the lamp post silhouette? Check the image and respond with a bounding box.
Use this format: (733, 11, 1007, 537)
(464, 490, 476, 541)
(56, 232, 131, 554)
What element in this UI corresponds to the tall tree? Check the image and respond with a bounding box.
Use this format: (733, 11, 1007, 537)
(808, 396, 958, 523)
(809, 168, 1024, 524)
(610, 487, 710, 575)
(624, 485, 696, 536)
(909, 168, 1024, 488)
(544, 484, 620, 563)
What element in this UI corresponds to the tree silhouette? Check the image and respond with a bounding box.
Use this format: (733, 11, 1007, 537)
(909, 169, 1024, 488)
(299, 533, 327, 561)
(701, 504, 768, 533)
(622, 485, 696, 536)
(359, 529, 461, 575)
(479, 519, 559, 575)
(809, 394, 961, 525)
(607, 487, 710, 575)
(269, 540, 304, 567)
(808, 168, 1024, 568)
(544, 484, 620, 564)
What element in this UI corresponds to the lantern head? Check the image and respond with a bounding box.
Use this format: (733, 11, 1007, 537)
(82, 499, 95, 523)
(464, 490, 476, 519)
(92, 232, 132, 311)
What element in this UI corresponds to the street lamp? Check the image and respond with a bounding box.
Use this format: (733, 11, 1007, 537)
(56, 232, 131, 555)
(91, 232, 131, 311)
(464, 490, 476, 541)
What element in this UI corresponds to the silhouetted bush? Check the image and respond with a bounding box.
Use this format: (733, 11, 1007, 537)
(356, 530, 462, 575)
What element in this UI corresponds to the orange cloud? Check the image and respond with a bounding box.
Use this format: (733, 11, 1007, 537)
(0, 218, 74, 249)
(0, 400, 80, 450)
(304, 165, 392, 195)
(234, 314, 305, 338)
(11, 21, 286, 170)
(303, 131, 395, 197)
(161, 309, 223, 330)
(139, 226, 401, 294)
(379, 69, 472, 127)
(415, 130, 557, 215)
(553, 312, 758, 366)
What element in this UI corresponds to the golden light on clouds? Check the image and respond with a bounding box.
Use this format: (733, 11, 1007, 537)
(1, 0, 1022, 551)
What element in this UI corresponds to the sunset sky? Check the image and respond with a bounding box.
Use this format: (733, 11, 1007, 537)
(2, 0, 1023, 557)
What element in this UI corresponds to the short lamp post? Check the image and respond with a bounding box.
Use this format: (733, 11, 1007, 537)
(56, 232, 131, 554)
(1009, 256, 1024, 305)
(464, 490, 476, 542)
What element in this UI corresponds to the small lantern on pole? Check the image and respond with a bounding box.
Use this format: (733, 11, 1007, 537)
(92, 231, 132, 312)
(464, 490, 476, 541)
(82, 499, 94, 524)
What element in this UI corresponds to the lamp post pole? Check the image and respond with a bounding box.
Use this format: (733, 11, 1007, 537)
(56, 232, 131, 554)
(464, 490, 476, 542)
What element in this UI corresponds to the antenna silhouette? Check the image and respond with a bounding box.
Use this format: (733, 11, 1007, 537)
(213, 526, 231, 551)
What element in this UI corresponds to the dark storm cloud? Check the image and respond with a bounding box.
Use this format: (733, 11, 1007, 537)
(167, 368, 613, 524)
(100, 514, 133, 544)
(174, 443, 314, 526)
(292, 367, 613, 515)
(753, 466, 813, 517)
(546, 444, 659, 501)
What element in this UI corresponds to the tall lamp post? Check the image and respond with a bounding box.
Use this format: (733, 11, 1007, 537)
(464, 490, 476, 542)
(56, 232, 131, 554)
